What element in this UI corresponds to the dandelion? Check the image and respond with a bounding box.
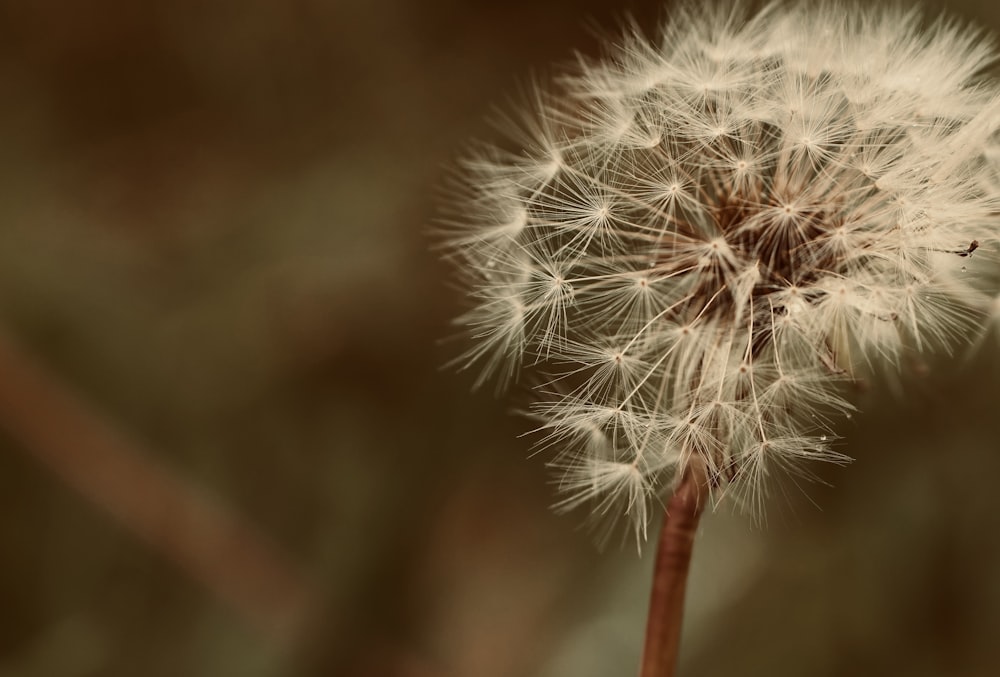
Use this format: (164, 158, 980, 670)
(438, 3, 1000, 673)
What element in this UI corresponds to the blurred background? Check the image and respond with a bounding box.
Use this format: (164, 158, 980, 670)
(0, 1, 999, 675)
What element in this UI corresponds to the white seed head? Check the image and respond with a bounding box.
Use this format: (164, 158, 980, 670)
(438, 2, 1000, 546)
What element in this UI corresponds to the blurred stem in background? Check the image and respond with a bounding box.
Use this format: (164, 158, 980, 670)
(0, 329, 314, 648)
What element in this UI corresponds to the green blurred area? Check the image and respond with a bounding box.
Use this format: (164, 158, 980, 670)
(0, 1, 999, 675)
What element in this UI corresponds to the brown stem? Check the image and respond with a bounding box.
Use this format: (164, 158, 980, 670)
(639, 464, 709, 677)
(0, 330, 314, 646)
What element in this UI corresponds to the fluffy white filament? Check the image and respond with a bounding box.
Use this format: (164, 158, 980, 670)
(439, 2, 1000, 544)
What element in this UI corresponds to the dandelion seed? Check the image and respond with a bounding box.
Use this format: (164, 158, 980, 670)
(438, 1, 1000, 545)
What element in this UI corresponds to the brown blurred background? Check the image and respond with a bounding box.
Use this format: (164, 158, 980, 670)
(0, 1, 999, 675)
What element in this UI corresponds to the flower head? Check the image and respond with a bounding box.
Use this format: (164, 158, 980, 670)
(438, 2, 1000, 544)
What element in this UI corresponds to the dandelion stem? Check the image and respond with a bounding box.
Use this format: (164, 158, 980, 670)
(639, 464, 708, 677)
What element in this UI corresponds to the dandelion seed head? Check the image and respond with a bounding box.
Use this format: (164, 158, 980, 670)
(438, 2, 1000, 546)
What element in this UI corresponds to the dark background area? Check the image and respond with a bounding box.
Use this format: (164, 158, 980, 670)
(0, 1, 999, 675)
